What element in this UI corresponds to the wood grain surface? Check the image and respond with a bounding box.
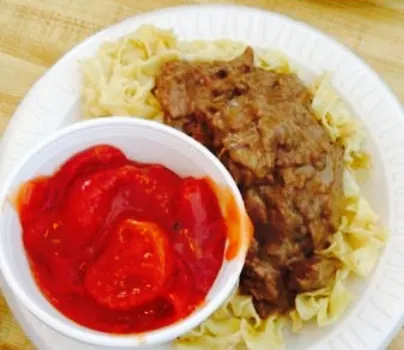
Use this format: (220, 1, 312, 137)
(0, 0, 403, 349)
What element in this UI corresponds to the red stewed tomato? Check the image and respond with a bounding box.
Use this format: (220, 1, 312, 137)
(17, 145, 229, 334)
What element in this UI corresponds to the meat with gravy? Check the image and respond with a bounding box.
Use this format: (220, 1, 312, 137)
(153, 47, 344, 318)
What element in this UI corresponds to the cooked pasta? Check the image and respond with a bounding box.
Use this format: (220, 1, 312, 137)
(81, 25, 387, 350)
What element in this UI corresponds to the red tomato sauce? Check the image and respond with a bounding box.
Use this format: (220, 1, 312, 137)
(16, 145, 228, 334)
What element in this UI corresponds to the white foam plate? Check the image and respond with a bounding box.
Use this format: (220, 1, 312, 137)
(0, 5, 403, 350)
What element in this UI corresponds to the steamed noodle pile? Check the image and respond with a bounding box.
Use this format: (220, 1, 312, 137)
(81, 25, 388, 350)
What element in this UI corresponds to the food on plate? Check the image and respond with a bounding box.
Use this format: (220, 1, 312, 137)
(17, 144, 232, 333)
(154, 47, 345, 318)
(81, 26, 387, 349)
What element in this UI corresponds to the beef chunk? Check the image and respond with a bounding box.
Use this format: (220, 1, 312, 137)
(288, 257, 342, 292)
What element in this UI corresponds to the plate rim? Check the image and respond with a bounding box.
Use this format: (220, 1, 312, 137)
(0, 4, 403, 350)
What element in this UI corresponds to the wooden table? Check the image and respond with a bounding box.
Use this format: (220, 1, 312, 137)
(0, 0, 403, 349)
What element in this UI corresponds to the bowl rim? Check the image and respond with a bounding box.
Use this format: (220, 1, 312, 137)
(0, 116, 250, 347)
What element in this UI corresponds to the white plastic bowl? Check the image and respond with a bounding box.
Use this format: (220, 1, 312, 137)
(0, 117, 251, 348)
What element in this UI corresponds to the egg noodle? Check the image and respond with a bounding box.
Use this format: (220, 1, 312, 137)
(81, 25, 388, 350)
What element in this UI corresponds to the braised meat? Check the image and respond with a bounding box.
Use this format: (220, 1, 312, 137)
(154, 47, 344, 317)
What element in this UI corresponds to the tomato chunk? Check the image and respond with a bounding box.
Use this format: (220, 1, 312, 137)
(122, 165, 182, 228)
(56, 145, 127, 182)
(17, 177, 52, 226)
(165, 258, 199, 317)
(175, 178, 223, 229)
(85, 219, 172, 310)
(60, 168, 123, 252)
